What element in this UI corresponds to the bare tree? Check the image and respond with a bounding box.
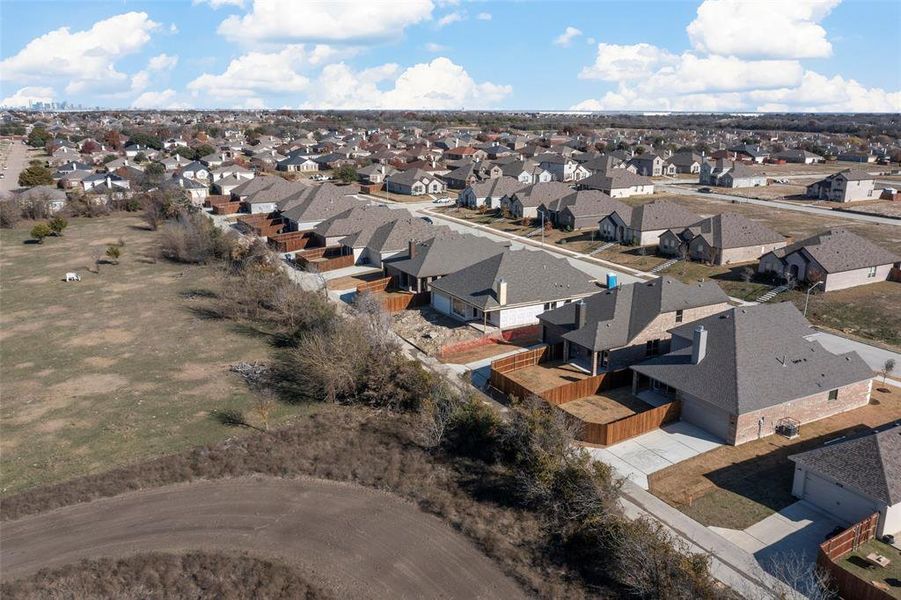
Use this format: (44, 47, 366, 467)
(746, 552, 837, 600)
(881, 358, 896, 385)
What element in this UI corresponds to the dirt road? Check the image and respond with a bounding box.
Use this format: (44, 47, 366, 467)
(0, 477, 526, 599)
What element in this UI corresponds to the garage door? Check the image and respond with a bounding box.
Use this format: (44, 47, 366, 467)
(680, 397, 729, 442)
(432, 292, 451, 315)
(802, 472, 877, 525)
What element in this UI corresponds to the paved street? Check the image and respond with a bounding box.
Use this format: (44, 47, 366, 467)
(807, 330, 901, 375)
(659, 182, 901, 227)
(0, 139, 31, 193)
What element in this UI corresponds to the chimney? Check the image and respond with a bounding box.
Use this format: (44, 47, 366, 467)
(691, 326, 708, 364)
(407, 239, 416, 259)
(105, 175, 112, 188)
(575, 300, 587, 328)
(494, 278, 508, 306)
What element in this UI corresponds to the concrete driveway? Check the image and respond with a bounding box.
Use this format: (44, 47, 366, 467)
(587, 421, 723, 489)
(710, 501, 845, 575)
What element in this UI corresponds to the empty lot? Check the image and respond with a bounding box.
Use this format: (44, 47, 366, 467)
(0, 215, 308, 495)
(0, 476, 525, 599)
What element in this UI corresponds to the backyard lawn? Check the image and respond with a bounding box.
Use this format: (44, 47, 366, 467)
(0, 215, 311, 495)
(838, 538, 901, 599)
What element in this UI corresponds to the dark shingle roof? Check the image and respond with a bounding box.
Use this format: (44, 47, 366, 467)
(388, 233, 509, 278)
(631, 302, 874, 415)
(772, 228, 899, 273)
(790, 425, 901, 505)
(611, 200, 701, 232)
(539, 277, 728, 352)
(428, 249, 598, 310)
(683, 213, 785, 249)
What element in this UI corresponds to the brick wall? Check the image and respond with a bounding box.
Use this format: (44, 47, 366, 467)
(732, 379, 872, 445)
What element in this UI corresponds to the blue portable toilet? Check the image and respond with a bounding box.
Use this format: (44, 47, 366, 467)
(606, 272, 618, 289)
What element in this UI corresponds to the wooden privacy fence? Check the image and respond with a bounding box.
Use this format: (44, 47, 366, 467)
(819, 512, 879, 561)
(600, 400, 681, 445)
(816, 513, 894, 600)
(490, 346, 549, 375)
(356, 277, 393, 294)
(377, 291, 430, 313)
(211, 201, 242, 215)
(268, 230, 315, 253)
(293, 247, 354, 273)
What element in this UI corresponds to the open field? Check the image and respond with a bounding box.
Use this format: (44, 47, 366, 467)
(648, 386, 900, 530)
(838, 538, 901, 599)
(0, 215, 309, 495)
(0, 476, 525, 599)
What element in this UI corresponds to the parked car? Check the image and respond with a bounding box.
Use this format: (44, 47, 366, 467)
(432, 197, 452, 204)
(698, 187, 712, 193)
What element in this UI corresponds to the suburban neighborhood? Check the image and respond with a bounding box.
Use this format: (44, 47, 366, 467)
(1, 1, 900, 599)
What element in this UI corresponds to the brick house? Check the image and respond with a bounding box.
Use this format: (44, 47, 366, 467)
(599, 200, 701, 246)
(657, 212, 787, 265)
(538, 277, 730, 376)
(630, 303, 874, 445)
(758, 228, 900, 292)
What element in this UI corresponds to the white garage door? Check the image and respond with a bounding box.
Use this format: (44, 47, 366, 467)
(803, 472, 877, 525)
(432, 292, 451, 315)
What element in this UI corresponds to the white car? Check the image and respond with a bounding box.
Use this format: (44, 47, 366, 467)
(432, 197, 453, 204)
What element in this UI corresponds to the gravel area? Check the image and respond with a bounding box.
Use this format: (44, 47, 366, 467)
(392, 307, 482, 355)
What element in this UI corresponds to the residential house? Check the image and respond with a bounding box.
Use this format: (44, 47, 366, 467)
(505, 182, 573, 220)
(790, 425, 901, 538)
(81, 172, 130, 193)
(773, 149, 824, 164)
(357, 163, 397, 184)
(805, 169, 875, 202)
(628, 153, 665, 177)
(700, 159, 767, 188)
(536, 153, 590, 182)
(538, 277, 730, 376)
(658, 213, 787, 265)
(537, 189, 629, 230)
(727, 144, 769, 163)
(15, 185, 67, 214)
(837, 151, 876, 163)
(599, 200, 701, 246)
(277, 154, 319, 172)
(385, 234, 509, 294)
(631, 302, 874, 445)
(664, 152, 703, 174)
(499, 159, 553, 185)
(458, 176, 526, 210)
(758, 228, 900, 291)
(178, 160, 210, 182)
(340, 214, 439, 268)
(385, 168, 446, 196)
(577, 169, 654, 197)
(429, 249, 599, 329)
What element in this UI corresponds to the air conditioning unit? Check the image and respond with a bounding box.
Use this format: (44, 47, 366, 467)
(776, 417, 800, 440)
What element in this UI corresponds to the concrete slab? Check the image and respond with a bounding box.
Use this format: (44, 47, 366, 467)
(590, 420, 724, 489)
(710, 527, 765, 554)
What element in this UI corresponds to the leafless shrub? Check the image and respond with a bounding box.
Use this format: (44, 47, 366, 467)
(0, 199, 20, 229)
(159, 213, 236, 264)
(752, 552, 836, 600)
(1, 551, 332, 600)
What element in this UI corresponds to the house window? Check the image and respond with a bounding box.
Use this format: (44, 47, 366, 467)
(675, 310, 684, 323)
(645, 339, 661, 356)
(828, 389, 839, 401)
(451, 298, 468, 319)
(600, 350, 609, 369)
(543, 302, 556, 310)
(867, 266, 877, 278)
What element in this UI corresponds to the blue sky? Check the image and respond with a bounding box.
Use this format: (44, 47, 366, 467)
(1, 0, 899, 111)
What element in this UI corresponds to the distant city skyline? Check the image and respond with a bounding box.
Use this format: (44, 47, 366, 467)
(1, 0, 899, 112)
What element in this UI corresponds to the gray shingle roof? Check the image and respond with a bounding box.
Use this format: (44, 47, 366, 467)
(631, 302, 874, 415)
(539, 277, 728, 352)
(579, 168, 653, 191)
(467, 176, 526, 199)
(681, 213, 785, 249)
(510, 182, 573, 208)
(388, 233, 509, 278)
(772, 228, 899, 273)
(790, 425, 901, 505)
(428, 249, 599, 310)
(612, 200, 701, 232)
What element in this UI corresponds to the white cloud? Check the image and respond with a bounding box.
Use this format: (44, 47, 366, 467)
(425, 42, 448, 52)
(302, 57, 511, 110)
(169, 24, 180, 34)
(751, 70, 901, 112)
(0, 12, 160, 95)
(187, 44, 347, 100)
(148, 53, 179, 71)
(437, 11, 464, 27)
(1, 86, 55, 107)
(218, 0, 434, 45)
(476, 12, 492, 21)
(193, 0, 245, 8)
(687, 0, 840, 59)
(586, 37, 596, 45)
(554, 26, 582, 47)
(579, 43, 678, 80)
(131, 89, 188, 109)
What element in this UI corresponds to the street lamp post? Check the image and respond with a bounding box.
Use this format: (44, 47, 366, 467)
(803, 280, 824, 316)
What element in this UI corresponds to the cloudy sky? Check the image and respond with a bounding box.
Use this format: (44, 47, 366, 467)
(1, 0, 899, 112)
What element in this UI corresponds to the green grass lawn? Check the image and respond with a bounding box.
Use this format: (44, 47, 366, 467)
(839, 538, 901, 599)
(0, 215, 312, 495)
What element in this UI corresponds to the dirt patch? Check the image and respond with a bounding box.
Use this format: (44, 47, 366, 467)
(392, 308, 482, 355)
(66, 328, 136, 348)
(81, 357, 118, 369)
(173, 362, 219, 381)
(48, 374, 130, 399)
